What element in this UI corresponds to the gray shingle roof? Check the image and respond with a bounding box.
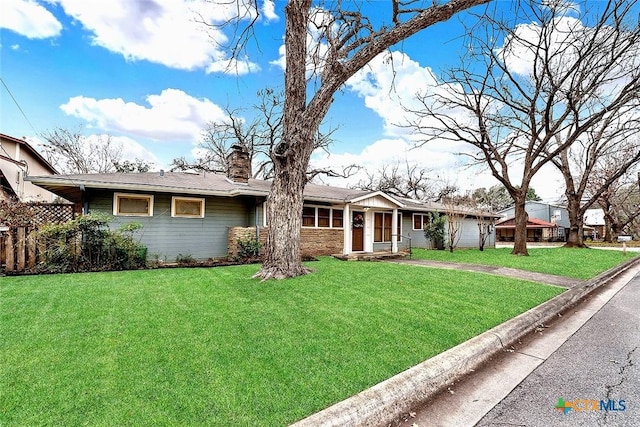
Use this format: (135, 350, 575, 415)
(27, 171, 496, 216)
(27, 172, 386, 204)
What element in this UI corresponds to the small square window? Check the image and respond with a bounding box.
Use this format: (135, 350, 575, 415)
(114, 193, 154, 216)
(172, 197, 205, 218)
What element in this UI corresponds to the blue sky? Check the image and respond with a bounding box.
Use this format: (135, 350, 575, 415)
(1, 0, 572, 200)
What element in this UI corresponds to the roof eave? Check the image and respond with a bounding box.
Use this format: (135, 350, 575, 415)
(26, 177, 269, 198)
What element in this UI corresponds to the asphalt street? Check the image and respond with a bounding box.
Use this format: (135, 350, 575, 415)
(399, 263, 640, 427)
(476, 271, 640, 427)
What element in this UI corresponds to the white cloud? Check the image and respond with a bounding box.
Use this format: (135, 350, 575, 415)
(0, 0, 62, 39)
(60, 88, 228, 141)
(110, 135, 160, 166)
(48, 0, 260, 74)
(261, 0, 278, 22)
(311, 138, 471, 188)
(311, 137, 565, 202)
(206, 57, 260, 75)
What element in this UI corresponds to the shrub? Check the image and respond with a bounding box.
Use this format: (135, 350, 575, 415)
(234, 237, 261, 262)
(176, 253, 195, 265)
(423, 212, 446, 250)
(36, 213, 147, 273)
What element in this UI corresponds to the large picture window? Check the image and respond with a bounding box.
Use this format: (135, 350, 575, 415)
(301, 206, 344, 228)
(172, 197, 205, 218)
(114, 193, 154, 217)
(374, 212, 402, 242)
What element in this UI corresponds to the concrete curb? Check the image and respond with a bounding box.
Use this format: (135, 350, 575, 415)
(289, 256, 640, 427)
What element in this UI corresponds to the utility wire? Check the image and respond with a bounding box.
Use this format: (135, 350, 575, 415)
(1, 77, 39, 136)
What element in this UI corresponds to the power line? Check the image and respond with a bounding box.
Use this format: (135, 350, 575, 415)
(1, 77, 39, 136)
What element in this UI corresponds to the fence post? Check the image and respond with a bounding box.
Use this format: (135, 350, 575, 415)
(5, 231, 15, 272)
(27, 229, 37, 269)
(16, 227, 26, 271)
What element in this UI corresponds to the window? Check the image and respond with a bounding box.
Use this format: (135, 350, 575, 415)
(374, 212, 402, 242)
(114, 193, 153, 216)
(413, 213, 430, 230)
(301, 206, 344, 228)
(302, 207, 316, 227)
(172, 196, 205, 218)
(332, 209, 344, 228)
(317, 208, 330, 228)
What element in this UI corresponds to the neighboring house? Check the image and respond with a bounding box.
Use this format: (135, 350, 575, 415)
(584, 208, 606, 240)
(0, 133, 58, 202)
(494, 217, 560, 242)
(27, 147, 497, 261)
(496, 201, 569, 242)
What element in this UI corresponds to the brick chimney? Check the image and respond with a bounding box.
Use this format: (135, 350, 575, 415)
(226, 144, 251, 183)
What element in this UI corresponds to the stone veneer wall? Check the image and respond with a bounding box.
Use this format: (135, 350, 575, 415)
(228, 226, 344, 258)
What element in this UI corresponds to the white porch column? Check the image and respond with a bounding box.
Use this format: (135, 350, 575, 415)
(343, 203, 351, 255)
(391, 208, 398, 253)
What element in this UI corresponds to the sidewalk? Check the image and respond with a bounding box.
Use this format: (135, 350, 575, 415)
(391, 258, 585, 288)
(397, 261, 640, 427)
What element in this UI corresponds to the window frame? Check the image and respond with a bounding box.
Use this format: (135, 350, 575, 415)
(300, 205, 345, 229)
(171, 196, 205, 218)
(413, 213, 431, 230)
(374, 212, 403, 243)
(113, 192, 154, 217)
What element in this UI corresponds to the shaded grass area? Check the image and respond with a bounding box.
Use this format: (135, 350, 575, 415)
(411, 247, 636, 279)
(1, 258, 562, 426)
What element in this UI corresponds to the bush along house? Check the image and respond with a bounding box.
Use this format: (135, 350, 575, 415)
(27, 147, 497, 262)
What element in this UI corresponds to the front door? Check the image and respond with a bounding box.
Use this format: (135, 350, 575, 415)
(352, 211, 364, 251)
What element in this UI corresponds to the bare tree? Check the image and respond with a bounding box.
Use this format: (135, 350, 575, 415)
(40, 127, 123, 174)
(205, 0, 492, 278)
(472, 184, 541, 212)
(171, 89, 281, 177)
(406, 0, 640, 256)
(172, 88, 356, 181)
(442, 197, 465, 252)
(590, 161, 640, 241)
(553, 130, 640, 247)
(354, 160, 457, 201)
(466, 192, 494, 251)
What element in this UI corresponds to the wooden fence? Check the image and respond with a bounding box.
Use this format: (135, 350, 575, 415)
(1, 227, 39, 273)
(1, 203, 76, 274)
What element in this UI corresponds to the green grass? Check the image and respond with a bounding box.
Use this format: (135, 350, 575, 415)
(1, 258, 562, 426)
(411, 247, 636, 279)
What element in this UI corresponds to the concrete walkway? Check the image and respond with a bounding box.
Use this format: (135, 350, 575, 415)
(390, 258, 585, 288)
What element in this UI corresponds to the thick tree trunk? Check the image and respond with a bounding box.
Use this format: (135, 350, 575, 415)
(564, 195, 587, 248)
(512, 198, 529, 256)
(511, 197, 529, 256)
(255, 157, 311, 280)
(564, 224, 585, 247)
(253, 0, 313, 280)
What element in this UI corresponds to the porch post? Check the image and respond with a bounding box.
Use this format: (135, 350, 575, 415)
(343, 204, 351, 255)
(391, 208, 398, 253)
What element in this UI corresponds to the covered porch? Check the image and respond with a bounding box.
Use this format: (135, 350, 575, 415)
(341, 192, 405, 257)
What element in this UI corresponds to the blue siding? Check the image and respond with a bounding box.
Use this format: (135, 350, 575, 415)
(88, 190, 256, 261)
(403, 212, 495, 250)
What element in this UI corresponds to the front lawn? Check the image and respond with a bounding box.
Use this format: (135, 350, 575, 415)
(411, 247, 636, 279)
(0, 258, 562, 426)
